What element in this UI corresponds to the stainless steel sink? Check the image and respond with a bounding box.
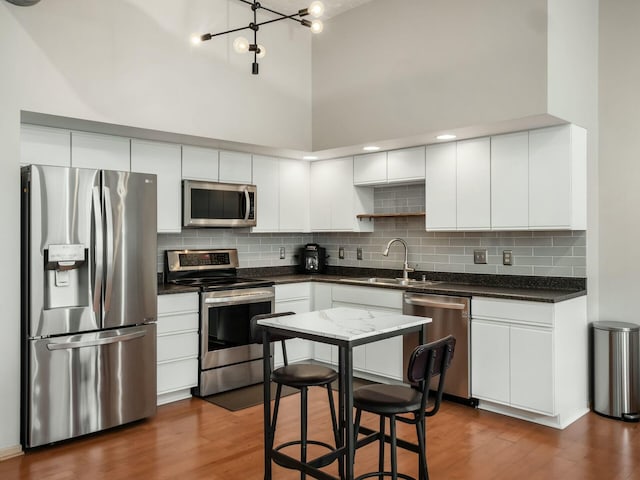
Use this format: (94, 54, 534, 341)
(343, 277, 444, 287)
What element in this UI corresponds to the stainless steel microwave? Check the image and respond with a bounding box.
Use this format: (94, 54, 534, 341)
(182, 180, 257, 228)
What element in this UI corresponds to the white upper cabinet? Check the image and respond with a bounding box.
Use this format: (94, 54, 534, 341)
(71, 131, 130, 172)
(425, 143, 457, 231)
(353, 152, 387, 185)
(131, 139, 182, 233)
(456, 137, 491, 230)
(252, 157, 310, 233)
(20, 124, 71, 167)
(182, 145, 219, 182)
(387, 146, 425, 183)
(310, 157, 374, 232)
(252, 155, 280, 232)
(354, 147, 426, 186)
(219, 151, 252, 184)
(529, 124, 587, 230)
(279, 159, 310, 232)
(491, 131, 529, 230)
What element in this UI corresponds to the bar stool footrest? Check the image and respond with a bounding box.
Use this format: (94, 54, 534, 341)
(355, 473, 416, 480)
(273, 439, 340, 470)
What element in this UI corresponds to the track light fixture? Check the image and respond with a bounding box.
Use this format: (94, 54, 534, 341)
(192, 0, 324, 75)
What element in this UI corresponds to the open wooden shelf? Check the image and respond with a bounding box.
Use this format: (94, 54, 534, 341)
(357, 212, 426, 220)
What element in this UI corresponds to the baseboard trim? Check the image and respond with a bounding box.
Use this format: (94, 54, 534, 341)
(0, 445, 23, 462)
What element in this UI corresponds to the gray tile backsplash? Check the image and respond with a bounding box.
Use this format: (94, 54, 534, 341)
(158, 184, 586, 277)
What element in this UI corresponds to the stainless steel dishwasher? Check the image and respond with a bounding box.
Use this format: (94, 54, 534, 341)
(403, 291, 476, 406)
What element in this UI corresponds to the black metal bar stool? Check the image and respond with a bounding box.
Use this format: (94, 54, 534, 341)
(251, 312, 342, 479)
(352, 335, 456, 480)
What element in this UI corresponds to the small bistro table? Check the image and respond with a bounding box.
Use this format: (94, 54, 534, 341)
(258, 307, 431, 480)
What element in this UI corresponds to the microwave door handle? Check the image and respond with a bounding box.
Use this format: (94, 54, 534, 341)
(103, 187, 115, 312)
(92, 187, 103, 314)
(244, 188, 250, 221)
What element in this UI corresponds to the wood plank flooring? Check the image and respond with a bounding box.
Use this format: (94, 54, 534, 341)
(2, 387, 640, 479)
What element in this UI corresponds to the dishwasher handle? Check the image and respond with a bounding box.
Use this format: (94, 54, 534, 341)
(404, 294, 468, 311)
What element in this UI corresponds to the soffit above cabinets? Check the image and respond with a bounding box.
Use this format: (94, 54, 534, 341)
(266, 0, 374, 19)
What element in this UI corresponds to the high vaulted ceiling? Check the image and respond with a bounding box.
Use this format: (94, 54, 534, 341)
(263, 0, 373, 19)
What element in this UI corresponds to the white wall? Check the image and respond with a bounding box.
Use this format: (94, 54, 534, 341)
(311, 0, 550, 150)
(599, 0, 640, 323)
(3, 0, 312, 150)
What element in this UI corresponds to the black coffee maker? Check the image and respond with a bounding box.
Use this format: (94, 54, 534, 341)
(299, 243, 327, 274)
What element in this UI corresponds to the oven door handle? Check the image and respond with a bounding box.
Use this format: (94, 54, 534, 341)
(204, 291, 274, 304)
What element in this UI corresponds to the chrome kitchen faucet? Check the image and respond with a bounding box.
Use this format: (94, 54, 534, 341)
(383, 238, 414, 281)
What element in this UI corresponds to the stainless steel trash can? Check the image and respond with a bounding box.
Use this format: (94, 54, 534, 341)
(593, 321, 640, 421)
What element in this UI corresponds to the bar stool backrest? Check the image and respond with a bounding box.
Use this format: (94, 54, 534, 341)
(407, 335, 456, 417)
(250, 312, 297, 366)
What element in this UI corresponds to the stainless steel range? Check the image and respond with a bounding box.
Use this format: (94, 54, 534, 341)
(165, 249, 274, 396)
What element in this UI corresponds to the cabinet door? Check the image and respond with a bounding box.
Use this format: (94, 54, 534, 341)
(471, 320, 510, 404)
(274, 298, 313, 365)
(330, 157, 356, 231)
(529, 125, 573, 229)
(280, 159, 310, 232)
(491, 131, 529, 230)
(20, 124, 70, 167)
(387, 146, 425, 183)
(219, 151, 252, 184)
(252, 155, 280, 232)
(456, 137, 491, 230)
(365, 337, 403, 380)
(71, 131, 130, 171)
(353, 152, 387, 185)
(182, 145, 218, 181)
(131, 139, 182, 233)
(510, 325, 554, 414)
(425, 143, 456, 231)
(310, 160, 333, 231)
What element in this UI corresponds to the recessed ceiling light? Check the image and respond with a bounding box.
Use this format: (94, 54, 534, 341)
(303, 155, 318, 160)
(363, 146, 381, 152)
(436, 134, 457, 140)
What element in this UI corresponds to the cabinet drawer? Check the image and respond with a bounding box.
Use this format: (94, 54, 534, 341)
(157, 358, 198, 395)
(157, 312, 199, 335)
(332, 285, 402, 310)
(157, 332, 199, 363)
(275, 282, 312, 301)
(472, 297, 553, 326)
(158, 293, 199, 315)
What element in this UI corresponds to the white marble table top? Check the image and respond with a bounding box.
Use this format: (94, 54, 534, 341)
(257, 307, 431, 342)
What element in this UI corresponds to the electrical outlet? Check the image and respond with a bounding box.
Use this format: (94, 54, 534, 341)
(279, 247, 285, 259)
(473, 249, 487, 264)
(503, 250, 513, 266)
(338, 247, 345, 259)
(357, 248, 363, 260)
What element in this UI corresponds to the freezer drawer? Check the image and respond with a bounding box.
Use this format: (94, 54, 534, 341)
(24, 324, 157, 448)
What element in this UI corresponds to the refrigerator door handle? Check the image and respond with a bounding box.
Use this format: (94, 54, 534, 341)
(104, 186, 115, 312)
(46, 330, 147, 351)
(243, 188, 250, 221)
(92, 186, 103, 314)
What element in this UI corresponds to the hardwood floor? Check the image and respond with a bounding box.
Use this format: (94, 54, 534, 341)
(2, 387, 640, 480)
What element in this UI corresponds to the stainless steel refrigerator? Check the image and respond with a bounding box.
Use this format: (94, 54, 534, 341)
(21, 164, 158, 448)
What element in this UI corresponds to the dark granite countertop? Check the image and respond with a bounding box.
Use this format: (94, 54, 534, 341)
(157, 267, 586, 303)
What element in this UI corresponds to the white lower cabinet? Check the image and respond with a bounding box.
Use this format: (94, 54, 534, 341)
(274, 283, 313, 366)
(314, 284, 403, 381)
(157, 293, 199, 405)
(471, 296, 588, 429)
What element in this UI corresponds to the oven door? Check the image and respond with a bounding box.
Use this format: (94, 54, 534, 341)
(183, 180, 256, 228)
(200, 287, 274, 370)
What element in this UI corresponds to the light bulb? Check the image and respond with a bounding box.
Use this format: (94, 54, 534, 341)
(191, 34, 202, 45)
(256, 44, 266, 59)
(310, 20, 323, 34)
(308, 1, 325, 18)
(233, 36, 250, 54)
